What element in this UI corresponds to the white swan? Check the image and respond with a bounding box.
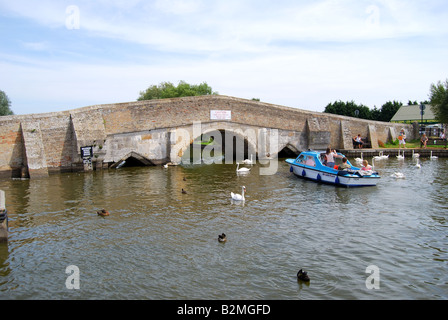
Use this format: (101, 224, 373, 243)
(231, 186, 246, 201)
(236, 163, 251, 173)
(379, 151, 389, 160)
(415, 158, 421, 169)
(391, 172, 406, 179)
(396, 150, 404, 160)
(373, 152, 382, 161)
(354, 152, 363, 163)
(412, 150, 420, 158)
(430, 151, 438, 160)
(242, 154, 253, 165)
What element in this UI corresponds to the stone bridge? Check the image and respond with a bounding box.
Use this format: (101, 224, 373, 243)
(0, 95, 413, 178)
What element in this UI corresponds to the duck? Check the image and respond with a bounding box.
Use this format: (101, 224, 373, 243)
(242, 154, 253, 165)
(218, 233, 227, 243)
(97, 209, 110, 216)
(430, 151, 438, 160)
(181, 188, 187, 194)
(231, 186, 246, 201)
(297, 269, 310, 282)
(236, 163, 251, 173)
(163, 164, 169, 168)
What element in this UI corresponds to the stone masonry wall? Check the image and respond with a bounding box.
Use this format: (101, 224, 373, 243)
(0, 95, 413, 178)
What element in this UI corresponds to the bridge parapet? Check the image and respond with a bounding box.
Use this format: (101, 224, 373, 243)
(0, 95, 413, 177)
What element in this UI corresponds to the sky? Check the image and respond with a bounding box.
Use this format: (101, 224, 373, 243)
(1, 0, 447, 115)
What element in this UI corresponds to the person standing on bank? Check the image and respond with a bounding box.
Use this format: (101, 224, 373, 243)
(398, 129, 406, 149)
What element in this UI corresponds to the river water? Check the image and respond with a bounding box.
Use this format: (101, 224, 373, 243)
(0, 154, 447, 300)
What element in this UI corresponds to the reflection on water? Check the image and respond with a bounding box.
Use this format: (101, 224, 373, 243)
(0, 156, 447, 299)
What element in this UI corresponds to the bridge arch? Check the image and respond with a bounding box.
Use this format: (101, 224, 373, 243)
(277, 142, 301, 158)
(110, 151, 155, 168)
(171, 123, 259, 164)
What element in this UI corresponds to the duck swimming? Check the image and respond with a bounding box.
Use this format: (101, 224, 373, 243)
(97, 209, 109, 216)
(218, 233, 227, 242)
(297, 269, 310, 282)
(182, 188, 187, 194)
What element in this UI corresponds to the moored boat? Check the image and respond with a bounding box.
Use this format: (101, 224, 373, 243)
(285, 150, 380, 187)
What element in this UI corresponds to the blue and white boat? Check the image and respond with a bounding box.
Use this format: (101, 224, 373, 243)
(285, 150, 380, 187)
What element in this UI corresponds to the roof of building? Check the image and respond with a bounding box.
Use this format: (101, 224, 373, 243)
(390, 104, 436, 122)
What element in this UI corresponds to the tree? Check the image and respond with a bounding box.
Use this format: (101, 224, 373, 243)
(429, 79, 448, 125)
(378, 101, 402, 122)
(324, 100, 372, 120)
(324, 99, 403, 122)
(137, 81, 218, 101)
(0, 90, 14, 116)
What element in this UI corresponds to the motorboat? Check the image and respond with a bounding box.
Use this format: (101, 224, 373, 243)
(285, 150, 380, 187)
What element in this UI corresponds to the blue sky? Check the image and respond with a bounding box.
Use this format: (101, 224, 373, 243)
(1, 0, 447, 115)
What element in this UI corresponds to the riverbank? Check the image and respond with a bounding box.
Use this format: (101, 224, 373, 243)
(340, 147, 448, 158)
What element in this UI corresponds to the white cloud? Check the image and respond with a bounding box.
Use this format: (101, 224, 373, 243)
(0, 0, 447, 115)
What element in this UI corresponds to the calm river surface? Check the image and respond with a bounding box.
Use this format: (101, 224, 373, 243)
(0, 154, 447, 300)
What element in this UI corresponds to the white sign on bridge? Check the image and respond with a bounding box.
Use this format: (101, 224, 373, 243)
(210, 110, 231, 120)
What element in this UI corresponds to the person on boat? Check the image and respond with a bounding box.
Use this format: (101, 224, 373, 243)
(324, 147, 341, 168)
(398, 129, 406, 149)
(305, 156, 315, 167)
(420, 133, 428, 148)
(338, 157, 351, 170)
(353, 134, 363, 149)
(361, 159, 372, 171)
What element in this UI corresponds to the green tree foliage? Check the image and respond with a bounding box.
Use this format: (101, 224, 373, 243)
(377, 101, 402, 122)
(137, 81, 218, 101)
(324, 100, 372, 120)
(429, 79, 448, 125)
(0, 90, 14, 116)
(324, 100, 402, 122)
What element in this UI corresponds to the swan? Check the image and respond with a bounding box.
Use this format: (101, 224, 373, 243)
(231, 186, 246, 201)
(242, 154, 253, 165)
(163, 164, 168, 168)
(218, 233, 227, 243)
(412, 150, 420, 158)
(430, 151, 438, 160)
(415, 158, 421, 169)
(236, 163, 251, 173)
(354, 152, 363, 163)
(379, 151, 389, 159)
(391, 172, 405, 179)
(373, 152, 382, 161)
(396, 150, 404, 160)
